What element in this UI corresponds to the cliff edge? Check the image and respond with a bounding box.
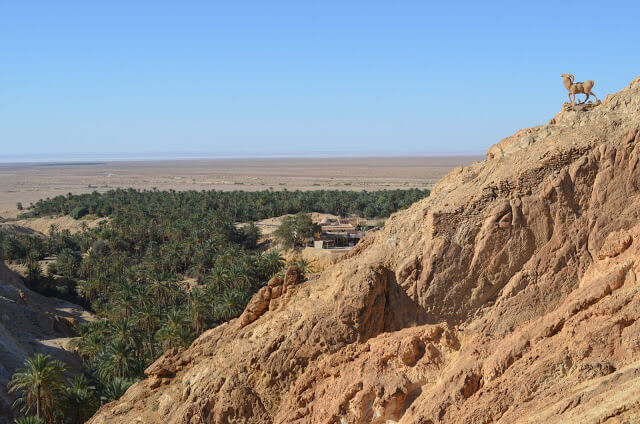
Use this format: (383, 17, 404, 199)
(89, 76, 640, 424)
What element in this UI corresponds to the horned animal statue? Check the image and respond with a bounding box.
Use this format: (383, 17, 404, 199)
(561, 74, 599, 105)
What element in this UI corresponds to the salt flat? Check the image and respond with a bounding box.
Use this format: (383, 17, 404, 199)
(0, 156, 481, 216)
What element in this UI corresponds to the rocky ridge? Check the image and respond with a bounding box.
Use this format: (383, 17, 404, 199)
(89, 76, 640, 424)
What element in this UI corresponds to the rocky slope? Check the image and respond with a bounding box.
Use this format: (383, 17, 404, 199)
(0, 254, 93, 420)
(89, 77, 640, 424)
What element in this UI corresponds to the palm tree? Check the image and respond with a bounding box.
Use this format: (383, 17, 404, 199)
(70, 331, 103, 363)
(97, 340, 136, 380)
(207, 266, 231, 292)
(260, 250, 285, 279)
(76, 278, 100, 303)
(156, 309, 193, 350)
(24, 259, 42, 284)
(113, 280, 137, 318)
(7, 354, 66, 423)
(188, 289, 208, 336)
(13, 416, 45, 424)
(99, 378, 133, 405)
(291, 257, 314, 277)
(63, 374, 97, 424)
(136, 303, 158, 360)
(109, 317, 138, 349)
(214, 288, 249, 322)
(148, 278, 179, 311)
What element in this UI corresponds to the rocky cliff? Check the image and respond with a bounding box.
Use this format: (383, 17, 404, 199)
(89, 77, 640, 424)
(0, 254, 93, 420)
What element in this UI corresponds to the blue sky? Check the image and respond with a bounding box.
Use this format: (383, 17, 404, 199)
(1, 1, 639, 160)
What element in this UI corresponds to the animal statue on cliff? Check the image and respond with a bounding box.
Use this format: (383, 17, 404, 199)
(561, 73, 599, 105)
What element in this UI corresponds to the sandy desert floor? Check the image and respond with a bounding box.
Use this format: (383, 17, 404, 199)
(0, 156, 481, 217)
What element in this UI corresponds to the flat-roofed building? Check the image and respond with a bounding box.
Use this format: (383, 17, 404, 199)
(315, 218, 365, 249)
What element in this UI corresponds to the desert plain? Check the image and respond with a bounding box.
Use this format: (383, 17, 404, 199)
(0, 156, 481, 217)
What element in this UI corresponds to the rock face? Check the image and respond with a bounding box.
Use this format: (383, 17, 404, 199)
(89, 76, 640, 424)
(0, 253, 93, 421)
(239, 267, 302, 327)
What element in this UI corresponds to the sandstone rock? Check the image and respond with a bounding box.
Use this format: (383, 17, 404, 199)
(89, 76, 640, 424)
(398, 335, 423, 365)
(239, 267, 303, 327)
(148, 375, 162, 390)
(598, 230, 633, 260)
(267, 276, 283, 287)
(283, 266, 301, 292)
(239, 286, 272, 327)
(270, 285, 283, 299)
(157, 393, 175, 417)
(145, 347, 183, 377)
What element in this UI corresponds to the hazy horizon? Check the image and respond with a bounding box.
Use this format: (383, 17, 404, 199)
(0, 150, 485, 164)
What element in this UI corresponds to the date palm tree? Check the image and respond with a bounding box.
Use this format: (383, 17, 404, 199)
(8, 354, 66, 423)
(188, 289, 208, 336)
(13, 416, 45, 424)
(259, 250, 285, 280)
(136, 303, 159, 360)
(109, 317, 137, 350)
(99, 378, 133, 405)
(113, 280, 137, 318)
(214, 288, 249, 322)
(76, 278, 101, 302)
(97, 340, 136, 380)
(291, 257, 314, 277)
(25, 259, 42, 284)
(156, 309, 193, 350)
(148, 277, 179, 312)
(63, 374, 97, 424)
(207, 265, 231, 292)
(70, 331, 103, 363)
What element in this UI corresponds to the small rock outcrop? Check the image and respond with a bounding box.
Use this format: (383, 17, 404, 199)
(89, 76, 640, 424)
(239, 266, 302, 327)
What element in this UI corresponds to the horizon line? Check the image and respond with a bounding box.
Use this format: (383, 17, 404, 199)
(0, 151, 485, 164)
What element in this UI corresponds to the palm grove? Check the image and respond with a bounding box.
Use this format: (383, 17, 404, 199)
(1, 188, 428, 423)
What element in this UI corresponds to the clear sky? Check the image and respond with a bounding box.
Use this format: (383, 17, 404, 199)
(1, 1, 639, 160)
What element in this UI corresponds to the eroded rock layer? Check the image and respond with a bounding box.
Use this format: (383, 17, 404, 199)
(89, 77, 640, 424)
